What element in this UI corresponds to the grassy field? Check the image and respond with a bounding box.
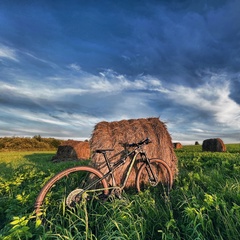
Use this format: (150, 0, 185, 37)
(0, 144, 239, 239)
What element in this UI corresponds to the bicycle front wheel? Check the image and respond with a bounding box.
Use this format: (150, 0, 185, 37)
(136, 159, 173, 195)
(35, 166, 109, 223)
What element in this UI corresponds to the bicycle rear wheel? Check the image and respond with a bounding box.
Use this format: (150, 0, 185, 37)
(35, 166, 109, 224)
(136, 158, 173, 195)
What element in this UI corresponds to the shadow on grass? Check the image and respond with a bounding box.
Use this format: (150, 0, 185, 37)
(24, 152, 90, 176)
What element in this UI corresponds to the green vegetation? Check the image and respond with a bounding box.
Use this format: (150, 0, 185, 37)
(0, 144, 239, 239)
(0, 136, 63, 151)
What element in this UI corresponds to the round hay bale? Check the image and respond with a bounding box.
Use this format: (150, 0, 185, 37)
(202, 138, 226, 152)
(173, 142, 182, 149)
(89, 117, 178, 188)
(52, 140, 90, 162)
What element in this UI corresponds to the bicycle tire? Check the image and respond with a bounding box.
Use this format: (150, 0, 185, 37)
(136, 158, 173, 194)
(35, 166, 109, 220)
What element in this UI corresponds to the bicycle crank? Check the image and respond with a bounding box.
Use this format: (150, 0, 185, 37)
(149, 177, 158, 186)
(66, 188, 88, 208)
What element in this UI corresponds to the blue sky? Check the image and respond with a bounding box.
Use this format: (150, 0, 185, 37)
(0, 0, 240, 144)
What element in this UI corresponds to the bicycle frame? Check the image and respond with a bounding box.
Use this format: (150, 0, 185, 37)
(89, 142, 158, 194)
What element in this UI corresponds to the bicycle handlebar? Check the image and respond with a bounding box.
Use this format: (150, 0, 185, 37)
(126, 137, 151, 148)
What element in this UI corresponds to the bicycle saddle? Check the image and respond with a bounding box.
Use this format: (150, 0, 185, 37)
(95, 149, 114, 153)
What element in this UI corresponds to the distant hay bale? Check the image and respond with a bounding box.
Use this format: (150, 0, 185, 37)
(89, 117, 178, 188)
(173, 142, 182, 149)
(202, 138, 226, 152)
(52, 140, 90, 162)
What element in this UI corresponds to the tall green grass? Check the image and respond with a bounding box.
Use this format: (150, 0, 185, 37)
(0, 144, 239, 239)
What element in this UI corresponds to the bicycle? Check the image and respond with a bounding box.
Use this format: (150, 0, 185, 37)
(35, 138, 173, 220)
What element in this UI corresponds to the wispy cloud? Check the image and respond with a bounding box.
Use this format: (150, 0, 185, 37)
(21, 51, 58, 69)
(68, 63, 81, 71)
(167, 73, 240, 128)
(0, 44, 18, 61)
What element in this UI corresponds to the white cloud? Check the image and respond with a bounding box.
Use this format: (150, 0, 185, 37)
(68, 63, 81, 71)
(190, 128, 206, 133)
(1, 66, 169, 103)
(167, 75, 240, 128)
(24, 52, 58, 68)
(0, 45, 18, 61)
(1, 63, 239, 143)
(0, 104, 103, 139)
(1, 107, 67, 126)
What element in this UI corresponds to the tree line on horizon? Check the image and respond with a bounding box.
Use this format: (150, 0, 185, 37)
(0, 135, 63, 151)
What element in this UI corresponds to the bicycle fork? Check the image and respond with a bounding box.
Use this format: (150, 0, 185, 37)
(141, 154, 158, 186)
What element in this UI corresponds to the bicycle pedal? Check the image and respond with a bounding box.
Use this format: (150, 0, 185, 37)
(115, 193, 122, 199)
